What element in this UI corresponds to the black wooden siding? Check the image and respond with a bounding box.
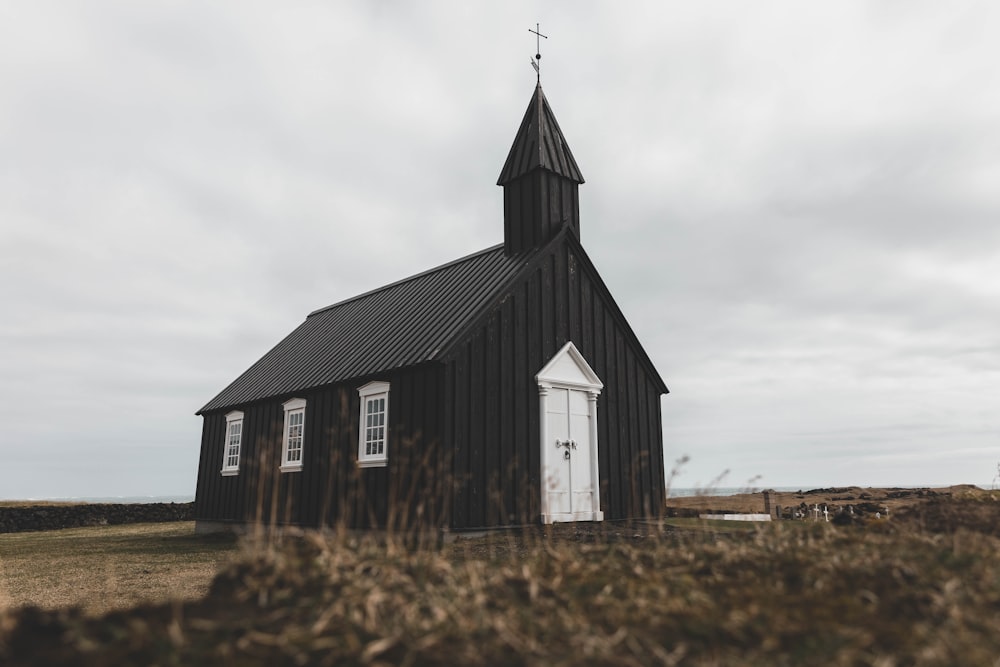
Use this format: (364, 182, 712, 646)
(194, 364, 447, 531)
(503, 169, 581, 255)
(443, 235, 666, 529)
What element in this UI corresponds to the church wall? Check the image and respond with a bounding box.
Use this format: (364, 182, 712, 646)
(193, 363, 448, 531)
(444, 237, 666, 530)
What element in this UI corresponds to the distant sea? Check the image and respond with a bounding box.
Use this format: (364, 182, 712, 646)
(14, 495, 195, 504)
(668, 486, 805, 497)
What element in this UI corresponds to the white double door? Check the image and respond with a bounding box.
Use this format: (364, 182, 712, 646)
(545, 386, 599, 522)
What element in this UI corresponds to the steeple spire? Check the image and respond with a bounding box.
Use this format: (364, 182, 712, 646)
(498, 84, 584, 256)
(498, 84, 584, 186)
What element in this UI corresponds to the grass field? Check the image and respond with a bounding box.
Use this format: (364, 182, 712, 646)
(0, 522, 238, 614)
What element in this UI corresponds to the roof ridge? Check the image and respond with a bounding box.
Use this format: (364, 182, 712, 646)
(308, 242, 505, 317)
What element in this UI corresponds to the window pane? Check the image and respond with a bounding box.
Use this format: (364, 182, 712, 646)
(359, 390, 388, 461)
(283, 408, 305, 466)
(224, 419, 243, 470)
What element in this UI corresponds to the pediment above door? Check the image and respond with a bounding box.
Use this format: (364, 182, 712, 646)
(536, 341, 603, 392)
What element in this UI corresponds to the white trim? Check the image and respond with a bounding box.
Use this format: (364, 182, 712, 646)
(535, 341, 604, 392)
(586, 389, 603, 523)
(220, 410, 244, 476)
(358, 381, 390, 467)
(538, 385, 550, 521)
(280, 398, 306, 472)
(282, 397, 307, 411)
(358, 381, 391, 395)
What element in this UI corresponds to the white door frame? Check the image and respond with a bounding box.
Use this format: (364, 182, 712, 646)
(536, 341, 604, 524)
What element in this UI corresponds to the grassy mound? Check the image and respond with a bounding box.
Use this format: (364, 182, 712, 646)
(2, 497, 1000, 665)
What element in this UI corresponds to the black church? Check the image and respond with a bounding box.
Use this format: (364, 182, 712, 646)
(193, 83, 669, 533)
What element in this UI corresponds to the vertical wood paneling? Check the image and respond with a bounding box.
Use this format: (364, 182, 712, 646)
(568, 251, 580, 345)
(194, 414, 223, 521)
(650, 381, 665, 512)
(626, 349, 642, 515)
(613, 317, 627, 517)
(537, 173, 550, 246)
(529, 174, 542, 250)
(604, 307, 622, 515)
(499, 298, 515, 522)
(502, 170, 582, 256)
(527, 271, 544, 522)
(634, 360, 651, 516)
(513, 280, 532, 523)
(555, 243, 569, 344)
(484, 312, 501, 524)
(469, 332, 485, 526)
(195, 365, 448, 531)
(447, 360, 464, 530)
(541, 258, 554, 357)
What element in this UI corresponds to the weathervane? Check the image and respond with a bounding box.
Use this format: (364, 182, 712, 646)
(529, 23, 547, 81)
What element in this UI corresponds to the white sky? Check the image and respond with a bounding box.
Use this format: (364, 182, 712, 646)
(1, 2, 998, 499)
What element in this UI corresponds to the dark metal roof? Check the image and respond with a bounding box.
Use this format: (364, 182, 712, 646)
(497, 83, 585, 186)
(198, 244, 527, 414)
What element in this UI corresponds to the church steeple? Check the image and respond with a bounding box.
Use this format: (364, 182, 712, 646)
(498, 84, 584, 256)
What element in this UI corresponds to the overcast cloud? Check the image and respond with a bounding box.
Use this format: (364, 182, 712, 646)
(1, 2, 997, 499)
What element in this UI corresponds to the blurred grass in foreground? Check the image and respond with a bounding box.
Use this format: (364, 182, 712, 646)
(1, 493, 999, 665)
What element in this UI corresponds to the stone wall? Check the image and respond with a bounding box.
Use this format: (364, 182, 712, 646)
(0, 503, 194, 534)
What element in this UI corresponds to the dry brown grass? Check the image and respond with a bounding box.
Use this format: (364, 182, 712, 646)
(198, 514, 1000, 666)
(2, 495, 1000, 665)
(0, 522, 237, 615)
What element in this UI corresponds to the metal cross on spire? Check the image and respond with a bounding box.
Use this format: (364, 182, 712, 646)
(529, 23, 548, 81)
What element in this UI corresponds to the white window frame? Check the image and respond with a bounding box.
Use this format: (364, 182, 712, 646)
(280, 397, 306, 472)
(357, 381, 390, 468)
(220, 410, 244, 476)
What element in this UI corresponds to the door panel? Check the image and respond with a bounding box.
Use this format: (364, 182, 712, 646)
(546, 387, 594, 521)
(569, 390, 593, 515)
(546, 388, 571, 516)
